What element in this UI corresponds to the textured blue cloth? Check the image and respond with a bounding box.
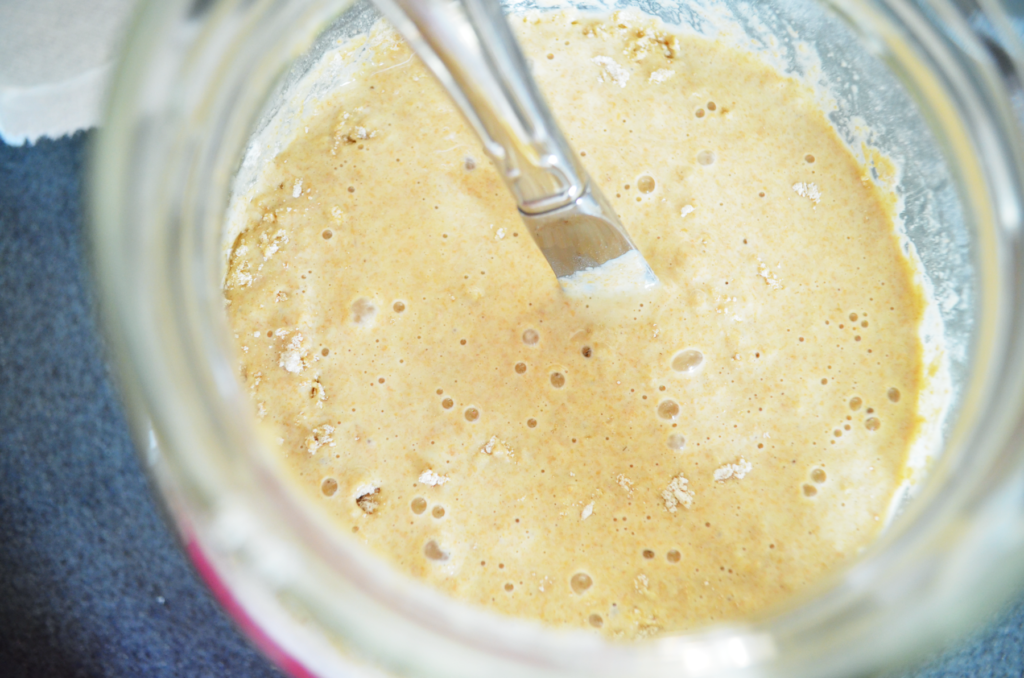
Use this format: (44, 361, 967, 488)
(0, 134, 1021, 676)
(0, 134, 281, 677)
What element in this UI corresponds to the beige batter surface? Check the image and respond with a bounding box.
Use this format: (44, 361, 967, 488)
(224, 11, 926, 638)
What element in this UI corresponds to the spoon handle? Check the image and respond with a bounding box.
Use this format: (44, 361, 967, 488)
(372, 0, 587, 214)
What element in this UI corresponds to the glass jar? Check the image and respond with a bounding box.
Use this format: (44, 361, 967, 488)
(90, 0, 1024, 676)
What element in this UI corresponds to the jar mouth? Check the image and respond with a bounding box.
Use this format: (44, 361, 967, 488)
(91, 0, 1024, 676)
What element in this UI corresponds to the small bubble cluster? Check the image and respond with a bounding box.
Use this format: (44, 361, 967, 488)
(351, 297, 377, 325)
(849, 393, 886, 431)
(803, 467, 827, 498)
(696, 101, 719, 119)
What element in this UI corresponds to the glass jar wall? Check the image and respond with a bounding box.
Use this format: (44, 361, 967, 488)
(91, 1, 1024, 676)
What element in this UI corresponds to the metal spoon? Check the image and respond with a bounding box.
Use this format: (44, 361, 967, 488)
(372, 0, 658, 292)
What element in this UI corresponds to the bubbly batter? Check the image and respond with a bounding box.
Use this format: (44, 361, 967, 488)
(224, 11, 926, 638)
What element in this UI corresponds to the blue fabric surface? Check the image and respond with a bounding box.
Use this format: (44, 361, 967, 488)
(0, 133, 1020, 676)
(0, 134, 281, 677)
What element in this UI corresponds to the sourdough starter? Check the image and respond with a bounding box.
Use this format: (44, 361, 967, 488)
(224, 11, 927, 638)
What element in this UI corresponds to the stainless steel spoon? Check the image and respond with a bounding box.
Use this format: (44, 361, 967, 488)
(372, 0, 658, 291)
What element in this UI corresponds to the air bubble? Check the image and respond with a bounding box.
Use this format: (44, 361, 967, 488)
(637, 176, 656, 194)
(505, 583, 514, 592)
(321, 348, 329, 356)
(411, 497, 427, 514)
(550, 372, 566, 388)
(351, 297, 377, 325)
(432, 505, 446, 519)
(849, 397, 862, 411)
(571, 572, 593, 594)
(465, 407, 480, 422)
(695, 108, 705, 118)
(393, 301, 406, 312)
(424, 540, 449, 561)
(697, 150, 716, 166)
(667, 550, 681, 563)
(672, 349, 704, 373)
(515, 362, 527, 374)
(588, 614, 604, 628)
(523, 329, 539, 345)
(802, 484, 818, 497)
(321, 478, 338, 497)
(849, 312, 858, 321)
(811, 468, 827, 483)
(657, 399, 680, 420)
(707, 101, 717, 111)
(527, 418, 537, 428)
(667, 434, 686, 450)
(887, 387, 901, 403)
(642, 549, 655, 559)
(805, 154, 816, 163)
(322, 229, 333, 239)
(865, 417, 881, 431)
(442, 398, 454, 409)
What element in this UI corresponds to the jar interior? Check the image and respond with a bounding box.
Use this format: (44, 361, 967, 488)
(98, 0, 1024, 675)
(229, 0, 973, 612)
